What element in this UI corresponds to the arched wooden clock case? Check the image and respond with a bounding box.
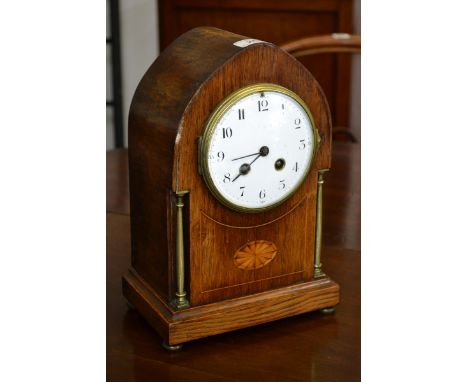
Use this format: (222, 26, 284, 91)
(122, 27, 339, 349)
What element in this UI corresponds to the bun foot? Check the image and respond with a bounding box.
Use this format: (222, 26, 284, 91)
(162, 341, 183, 351)
(320, 307, 336, 314)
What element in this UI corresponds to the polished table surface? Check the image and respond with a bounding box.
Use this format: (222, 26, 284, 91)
(107, 142, 360, 381)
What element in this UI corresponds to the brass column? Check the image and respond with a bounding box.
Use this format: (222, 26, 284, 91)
(174, 191, 190, 309)
(314, 169, 328, 278)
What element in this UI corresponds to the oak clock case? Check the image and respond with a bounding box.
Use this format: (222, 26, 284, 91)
(123, 27, 339, 350)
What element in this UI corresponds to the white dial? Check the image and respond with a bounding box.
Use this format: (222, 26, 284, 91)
(200, 84, 317, 212)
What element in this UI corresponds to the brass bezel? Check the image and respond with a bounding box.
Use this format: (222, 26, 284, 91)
(199, 83, 319, 213)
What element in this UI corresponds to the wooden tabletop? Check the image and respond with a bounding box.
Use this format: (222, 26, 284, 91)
(107, 142, 360, 381)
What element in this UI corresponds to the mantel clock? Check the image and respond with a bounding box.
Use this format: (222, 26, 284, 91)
(123, 27, 339, 350)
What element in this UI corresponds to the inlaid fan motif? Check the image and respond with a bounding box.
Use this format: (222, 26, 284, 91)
(234, 240, 278, 270)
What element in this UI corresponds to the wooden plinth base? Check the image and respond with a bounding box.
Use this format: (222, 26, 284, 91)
(122, 269, 339, 346)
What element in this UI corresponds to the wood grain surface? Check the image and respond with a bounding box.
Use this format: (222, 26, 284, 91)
(158, 0, 354, 131)
(127, 27, 333, 308)
(123, 268, 338, 345)
(107, 141, 360, 381)
(233, 240, 278, 270)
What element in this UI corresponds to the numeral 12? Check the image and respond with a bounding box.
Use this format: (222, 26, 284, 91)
(258, 99, 268, 112)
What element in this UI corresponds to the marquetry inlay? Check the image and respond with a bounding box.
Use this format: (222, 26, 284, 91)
(234, 240, 278, 270)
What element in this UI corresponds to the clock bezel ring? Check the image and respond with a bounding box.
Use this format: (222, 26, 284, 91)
(199, 82, 319, 213)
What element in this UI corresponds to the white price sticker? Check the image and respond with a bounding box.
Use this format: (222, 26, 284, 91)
(233, 39, 264, 48)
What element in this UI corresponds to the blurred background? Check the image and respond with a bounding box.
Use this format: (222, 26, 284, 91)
(106, 0, 361, 150)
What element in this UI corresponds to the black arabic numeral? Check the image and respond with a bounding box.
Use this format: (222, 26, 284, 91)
(293, 162, 298, 172)
(299, 139, 306, 150)
(258, 99, 268, 112)
(240, 186, 245, 197)
(217, 151, 225, 161)
(279, 180, 286, 190)
(223, 173, 231, 183)
(294, 118, 301, 129)
(259, 189, 266, 199)
(238, 109, 245, 120)
(222, 127, 232, 138)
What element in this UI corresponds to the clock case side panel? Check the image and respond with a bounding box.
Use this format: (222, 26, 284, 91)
(127, 27, 251, 302)
(175, 42, 333, 306)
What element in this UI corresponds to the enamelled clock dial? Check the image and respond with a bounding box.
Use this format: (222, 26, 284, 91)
(200, 83, 318, 212)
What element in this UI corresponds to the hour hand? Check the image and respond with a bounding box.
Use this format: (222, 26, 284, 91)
(232, 163, 251, 182)
(231, 146, 269, 161)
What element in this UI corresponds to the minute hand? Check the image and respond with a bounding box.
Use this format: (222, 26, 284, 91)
(248, 154, 262, 166)
(231, 152, 259, 161)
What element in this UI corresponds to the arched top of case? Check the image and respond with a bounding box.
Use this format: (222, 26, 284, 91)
(128, 26, 331, 197)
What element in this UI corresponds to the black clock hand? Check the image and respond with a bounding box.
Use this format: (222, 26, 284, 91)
(231, 146, 270, 161)
(231, 152, 260, 161)
(232, 161, 254, 182)
(232, 148, 267, 182)
(248, 154, 261, 166)
(231, 173, 242, 182)
(232, 173, 241, 182)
